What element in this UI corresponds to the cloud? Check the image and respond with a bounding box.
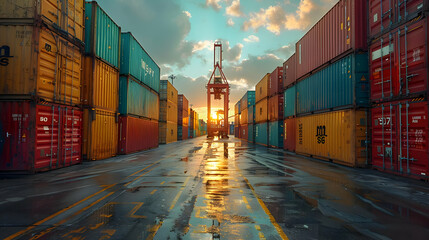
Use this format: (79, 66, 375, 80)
(265, 44, 294, 59)
(183, 11, 192, 18)
(242, 5, 286, 35)
(206, 0, 222, 10)
(285, 0, 317, 30)
(193, 40, 213, 52)
(226, 0, 243, 17)
(221, 41, 243, 62)
(243, 35, 260, 43)
(227, 18, 235, 26)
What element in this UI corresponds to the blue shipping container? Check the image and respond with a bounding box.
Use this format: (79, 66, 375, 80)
(240, 91, 255, 110)
(255, 122, 268, 146)
(248, 124, 255, 143)
(121, 32, 160, 92)
(284, 85, 296, 118)
(85, 2, 121, 68)
(248, 105, 255, 124)
(235, 101, 241, 114)
(119, 75, 159, 119)
(269, 121, 283, 148)
(296, 53, 369, 115)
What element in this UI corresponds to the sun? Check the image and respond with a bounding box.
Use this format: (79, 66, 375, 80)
(211, 112, 218, 120)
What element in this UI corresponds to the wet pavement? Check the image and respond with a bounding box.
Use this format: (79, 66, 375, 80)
(1, 136, 429, 240)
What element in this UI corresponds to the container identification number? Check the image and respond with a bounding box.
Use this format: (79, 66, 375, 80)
(378, 117, 391, 126)
(316, 126, 327, 144)
(0, 45, 13, 66)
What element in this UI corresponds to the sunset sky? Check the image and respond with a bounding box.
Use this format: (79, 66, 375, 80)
(98, 0, 337, 121)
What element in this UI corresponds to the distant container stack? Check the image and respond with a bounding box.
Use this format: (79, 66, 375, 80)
(283, 54, 297, 152)
(234, 102, 241, 138)
(369, 0, 429, 179)
(239, 91, 255, 142)
(0, 0, 85, 172)
(255, 74, 270, 146)
(178, 95, 189, 141)
(268, 67, 284, 148)
(118, 32, 160, 154)
(199, 120, 207, 136)
(159, 80, 178, 144)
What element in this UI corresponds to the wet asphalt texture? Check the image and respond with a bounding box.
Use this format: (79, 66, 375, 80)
(0, 136, 429, 240)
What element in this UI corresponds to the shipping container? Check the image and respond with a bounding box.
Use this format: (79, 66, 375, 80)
(118, 116, 158, 154)
(296, 0, 367, 80)
(120, 32, 160, 92)
(255, 122, 269, 146)
(369, 0, 428, 38)
(371, 100, 428, 179)
(255, 98, 269, 123)
(0, 0, 85, 42)
(241, 124, 248, 140)
(283, 118, 296, 152)
(178, 95, 189, 127)
(82, 56, 119, 112)
(248, 124, 255, 143)
(159, 100, 178, 123)
(159, 122, 177, 144)
(269, 67, 283, 96)
(229, 123, 235, 135)
(83, 108, 118, 161)
(268, 94, 284, 122)
(178, 125, 189, 141)
(284, 85, 296, 118)
(182, 126, 189, 140)
(0, 25, 82, 105)
(235, 101, 241, 115)
(296, 109, 368, 167)
(283, 54, 296, 89)
(119, 75, 159, 120)
(255, 74, 270, 102)
(160, 80, 178, 103)
(370, 17, 429, 102)
(0, 101, 82, 173)
(240, 91, 256, 110)
(240, 108, 248, 125)
(297, 53, 369, 115)
(234, 126, 239, 138)
(269, 121, 284, 148)
(85, 1, 121, 68)
(248, 106, 255, 124)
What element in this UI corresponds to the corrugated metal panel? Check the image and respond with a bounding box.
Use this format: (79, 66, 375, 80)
(118, 116, 158, 154)
(248, 105, 255, 124)
(371, 100, 429, 179)
(255, 98, 269, 123)
(268, 94, 284, 122)
(120, 32, 160, 92)
(240, 91, 255, 110)
(269, 121, 283, 148)
(85, 2, 121, 68)
(0, 25, 82, 105)
(248, 124, 255, 143)
(82, 56, 119, 112)
(159, 100, 178, 123)
(0, 0, 85, 42)
(160, 80, 178, 104)
(240, 108, 248, 125)
(255, 122, 268, 146)
(284, 118, 296, 152)
(296, 109, 368, 167)
(241, 124, 248, 140)
(370, 18, 428, 102)
(255, 74, 270, 102)
(0, 101, 82, 172)
(119, 75, 159, 120)
(83, 108, 118, 161)
(296, 0, 367, 80)
(297, 53, 369, 115)
(235, 101, 241, 115)
(178, 95, 189, 126)
(159, 122, 177, 144)
(269, 67, 283, 96)
(284, 85, 296, 118)
(283, 54, 296, 89)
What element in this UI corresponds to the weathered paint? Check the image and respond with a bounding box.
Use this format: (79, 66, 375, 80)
(284, 85, 296, 118)
(255, 74, 270, 103)
(118, 116, 158, 154)
(297, 53, 369, 115)
(255, 122, 269, 146)
(159, 100, 178, 123)
(0, 25, 82, 105)
(82, 56, 119, 112)
(283, 118, 296, 152)
(240, 91, 255, 110)
(120, 32, 160, 92)
(240, 108, 248, 125)
(0, 101, 82, 173)
(83, 108, 118, 161)
(85, 1, 121, 68)
(268, 94, 284, 122)
(235, 102, 241, 115)
(178, 95, 189, 127)
(248, 124, 255, 143)
(241, 124, 248, 140)
(159, 122, 178, 144)
(269, 121, 284, 148)
(269, 67, 283, 97)
(248, 106, 255, 124)
(119, 75, 159, 120)
(255, 98, 269, 123)
(283, 54, 296, 89)
(296, 109, 368, 167)
(372, 100, 429, 179)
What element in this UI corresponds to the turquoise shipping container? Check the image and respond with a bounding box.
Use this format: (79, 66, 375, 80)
(248, 124, 255, 143)
(284, 85, 296, 118)
(240, 91, 255, 110)
(268, 121, 284, 148)
(296, 53, 369, 115)
(85, 2, 121, 68)
(119, 75, 159, 120)
(255, 122, 268, 146)
(120, 32, 160, 92)
(248, 105, 255, 124)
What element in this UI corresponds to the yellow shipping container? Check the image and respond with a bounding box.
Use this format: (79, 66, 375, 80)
(0, 25, 81, 105)
(83, 108, 118, 161)
(240, 108, 248, 125)
(295, 109, 368, 167)
(0, 0, 85, 42)
(82, 56, 119, 111)
(159, 100, 178, 123)
(159, 122, 177, 144)
(160, 80, 178, 104)
(255, 73, 270, 102)
(255, 98, 268, 123)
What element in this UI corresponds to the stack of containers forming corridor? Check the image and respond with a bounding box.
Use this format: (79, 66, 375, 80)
(255, 74, 271, 146)
(268, 67, 284, 148)
(239, 91, 255, 143)
(178, 94, 189, 141)
(283, 54, 297, 152)
(159, 80, 178, 144)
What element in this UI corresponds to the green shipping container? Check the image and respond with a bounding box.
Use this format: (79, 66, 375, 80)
(284, 85, 296, 118)
(85, 1, 121, 68)
(120, 32, 160, 93)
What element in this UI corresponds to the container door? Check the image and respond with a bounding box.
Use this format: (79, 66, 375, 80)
(61, 107, 83, 166)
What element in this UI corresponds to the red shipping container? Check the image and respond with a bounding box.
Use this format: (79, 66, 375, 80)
(283, 118, 296, 152)
(372, 100, 429, 179)
(370, 17, 429, 102)
(268, 94, 284, 122)
(241, 124, 248, 140)
(178, 95, 189, 126)
(283, 54, 296, 89)
(182, 126, 188, 140)
(296, 0, 367, 80)
(118, 116, 159, 154)
(369, 0, 427, 38)
(0, 101, 82, 173)
(269, 67, 283, 96)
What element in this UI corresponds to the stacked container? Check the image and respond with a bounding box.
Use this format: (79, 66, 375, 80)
(255, 74, 270, 146)
(369, 0, 429, 179)
(199, 120, 207, 136)
(82, 2, 120, 161)
(178, 94, 189, 140)
(189, 109, 195, 138)
(283, 54, 297, 152)
(159, 80, 178, 144)
(0, 0, 85, 172)
(234, 102, 241, 138)
(268, 67, 284, 148)
(118, 32, 160, 154)
(239, 91, 256, 142)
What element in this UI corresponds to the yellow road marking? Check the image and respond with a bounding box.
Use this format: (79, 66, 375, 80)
(169, 187, 185, 210)
(146, 221, 163, 240)
(182, 176, 190, 187)
(124, 160, 162, 186)
(258, 231, 266, 240)
(160, 181, 165, 185)
(255, 225, 261, 231)
(128, 202, 146, 218)
(150, 189, 157, 195)
(242, 196, 249, 204)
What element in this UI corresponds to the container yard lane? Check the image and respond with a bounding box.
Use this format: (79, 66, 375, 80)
(1, 136, 429, 240)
